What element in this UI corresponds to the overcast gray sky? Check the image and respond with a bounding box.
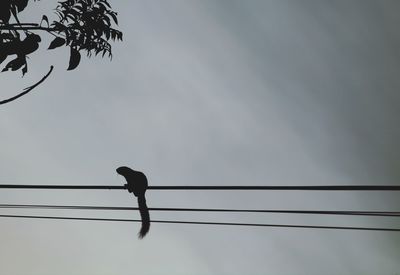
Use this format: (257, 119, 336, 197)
(1, 0, 400, 274)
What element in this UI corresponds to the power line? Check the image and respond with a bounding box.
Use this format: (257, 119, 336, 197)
(0, 214, 399, 232)
(149, 185, 400, 191)
(0, 184, 123, 190)
(0, 184, 400, 191)
(0, 204, 399, 217)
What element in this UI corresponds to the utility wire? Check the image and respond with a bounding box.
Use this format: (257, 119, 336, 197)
(0, 204, 399, 217)
(0, 184, 123, 190)
(0, 184, 400, 191)
(0, 214, 399, 232)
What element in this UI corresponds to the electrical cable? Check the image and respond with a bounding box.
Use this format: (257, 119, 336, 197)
(0, 214, 399, 232)
(0, 184, 399, 191)
(0, 203, 399, 217)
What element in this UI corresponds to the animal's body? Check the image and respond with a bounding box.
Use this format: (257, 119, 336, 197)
(116, 166, 150, 238)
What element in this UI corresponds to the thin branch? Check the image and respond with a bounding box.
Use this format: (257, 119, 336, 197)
(2, 23, 41, 27)
(0, 66, 54, 105)
(0, 25, 57, 32)
(10, 9, 28, 35)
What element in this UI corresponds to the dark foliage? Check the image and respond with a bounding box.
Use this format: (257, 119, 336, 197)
(0, 0, 122, 76)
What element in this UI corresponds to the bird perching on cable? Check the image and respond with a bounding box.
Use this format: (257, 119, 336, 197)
(116, 166, 150, 239)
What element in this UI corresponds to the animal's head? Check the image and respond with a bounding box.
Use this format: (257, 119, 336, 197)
(116, 166, 133, 176)
(116, 166, 144, 196)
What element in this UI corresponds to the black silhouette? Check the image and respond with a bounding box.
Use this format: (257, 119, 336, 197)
(0, 0, 122, 105)
(116, 166, 150, 239)
(0, 33, 40, 73)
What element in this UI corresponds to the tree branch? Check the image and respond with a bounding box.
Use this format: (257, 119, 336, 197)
(4, 23, 41, 27)
(0, 66, 54, 105)
(0, 26, 57, 32)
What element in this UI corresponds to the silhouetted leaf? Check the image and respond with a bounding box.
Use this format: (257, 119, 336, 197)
(67, 47, 81, 70)
(17, 34, 41, 56)
(22, 63, 27, 76)
(14, 0, 28, 13)
(48, 37, 65, 49)
(2, 56, 26, 72)
(0, 32, 15, 41)
(0, 54, 7, 65)
(101, 0, 111, 9)
(41, 15, 49, 27)
(0, 4, 11, 23)
(109, 12, 118, 25)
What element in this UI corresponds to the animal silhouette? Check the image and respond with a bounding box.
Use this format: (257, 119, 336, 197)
(116, 166, 150, 238)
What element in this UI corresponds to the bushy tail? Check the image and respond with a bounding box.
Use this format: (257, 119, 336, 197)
(137, 195, 150, 238)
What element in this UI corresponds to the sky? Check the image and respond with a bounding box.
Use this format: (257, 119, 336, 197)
(1, 0, 400, 274)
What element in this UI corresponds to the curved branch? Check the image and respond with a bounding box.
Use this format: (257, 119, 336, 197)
(0, 65, 54, 105)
